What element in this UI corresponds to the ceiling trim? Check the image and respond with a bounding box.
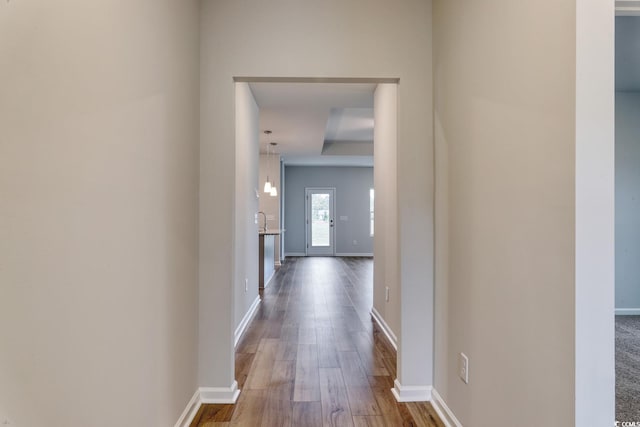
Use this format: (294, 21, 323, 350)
(616, 0, 640, 15)
(234, 76, 399, 84)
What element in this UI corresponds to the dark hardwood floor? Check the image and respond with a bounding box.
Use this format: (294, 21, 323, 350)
(191, 257, 444, 427)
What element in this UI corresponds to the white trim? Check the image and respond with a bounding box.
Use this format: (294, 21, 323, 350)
(234, 296, 260, 347)
(370, 307, 397, 351)
(615, 308, 640, 315)
(431, 389, 463, 427)
(335, 253, 374, 257)
(275, 260, 282, 266)
(174, 383, 241, 427)
(284, 252, 306, 257)
(391, 379, 432, 402)
(200, 381, 241, 404)
(174, 389, 201, 427)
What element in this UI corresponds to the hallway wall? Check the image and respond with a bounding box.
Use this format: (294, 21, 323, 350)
(433, 0, 578, 425)
(200, 0, 434, 391)
(0, 1, 200, 426)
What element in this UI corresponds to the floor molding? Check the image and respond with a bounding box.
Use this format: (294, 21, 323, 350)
(431, 389, 463, 427)
(234, 296, 261, 347)
(615, 308, 640, 315)
(391, 379, 432, 402)
(284, 252, 306, 257)
(174, 389, 201, 427)
(200, 382, 241, 404)
(370, 307, 398, 350)
(175, 383, 241, 427)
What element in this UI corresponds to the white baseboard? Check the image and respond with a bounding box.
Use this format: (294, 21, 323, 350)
(335, 253, 374, 257)
(370, 307, 398, 351)
(615, 308, 640, 315)
(275, 260, 282, 266)
(200, 381, 241, 404)
(284, 252, 306, 257)
(174, 389, 201, 427)
(391, 379, 432, 402)
(431, 389, 463, 427)
(234, 296, 260, 347)
(174, 382, 241, 427)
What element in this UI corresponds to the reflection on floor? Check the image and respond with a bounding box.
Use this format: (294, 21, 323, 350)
(616, 315, 640, 421)
(191, 256, 444, 427)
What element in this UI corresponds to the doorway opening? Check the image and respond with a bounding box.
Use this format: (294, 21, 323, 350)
(614, 14, 640, 422)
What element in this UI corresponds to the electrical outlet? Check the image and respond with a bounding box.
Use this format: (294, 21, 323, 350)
(245, 278, 248, 292)
(459, 352, 469, 384)
(353, 239, 358, 245)
(385, 286, 390, 302)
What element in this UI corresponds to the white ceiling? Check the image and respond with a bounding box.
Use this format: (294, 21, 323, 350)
(324, 108, 374, 142)
(250, 82, 375, 166)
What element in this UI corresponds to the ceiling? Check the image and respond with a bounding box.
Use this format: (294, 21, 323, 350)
(249, 82, 376, 166)
(616, 16, 640, 91)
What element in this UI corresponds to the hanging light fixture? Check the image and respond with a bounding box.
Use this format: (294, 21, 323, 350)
(263, 131, 272, 193)
(269, 142, 278, 197)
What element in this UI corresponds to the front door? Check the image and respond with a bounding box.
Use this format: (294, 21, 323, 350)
(305, 188, 335, 256)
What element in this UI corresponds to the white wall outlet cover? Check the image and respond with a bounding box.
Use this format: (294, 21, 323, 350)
(459, 352, 469, 384)
(385, 286, 390, 302)
(353, 240, 358, 245)
(340, 215, 348, 221)
(254, 213, 258, 224)
(244, 278, 248, 292)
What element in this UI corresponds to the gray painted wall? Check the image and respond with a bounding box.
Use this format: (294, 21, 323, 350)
(616, 92, 640, 310)
(284, 166, 373, 255)
(616, 17, 640, 91)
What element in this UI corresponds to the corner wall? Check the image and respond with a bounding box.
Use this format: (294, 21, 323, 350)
(0, 1, 200, 425)
(234, 83, 260, 330)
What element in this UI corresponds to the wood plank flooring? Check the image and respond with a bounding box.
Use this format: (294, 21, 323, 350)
(191, 257, 444, 427)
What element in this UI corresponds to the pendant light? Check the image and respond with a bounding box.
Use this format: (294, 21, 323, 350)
(268, 142, 278, 197)
(263, 131, 273, 193)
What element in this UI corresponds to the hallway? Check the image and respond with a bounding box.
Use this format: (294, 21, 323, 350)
(191, 257, 443, 426)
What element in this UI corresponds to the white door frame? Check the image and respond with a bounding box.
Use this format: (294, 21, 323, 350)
(305, 187, 336, 256)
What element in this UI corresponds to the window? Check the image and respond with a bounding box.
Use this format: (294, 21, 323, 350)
(370, 188, 374, 237)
